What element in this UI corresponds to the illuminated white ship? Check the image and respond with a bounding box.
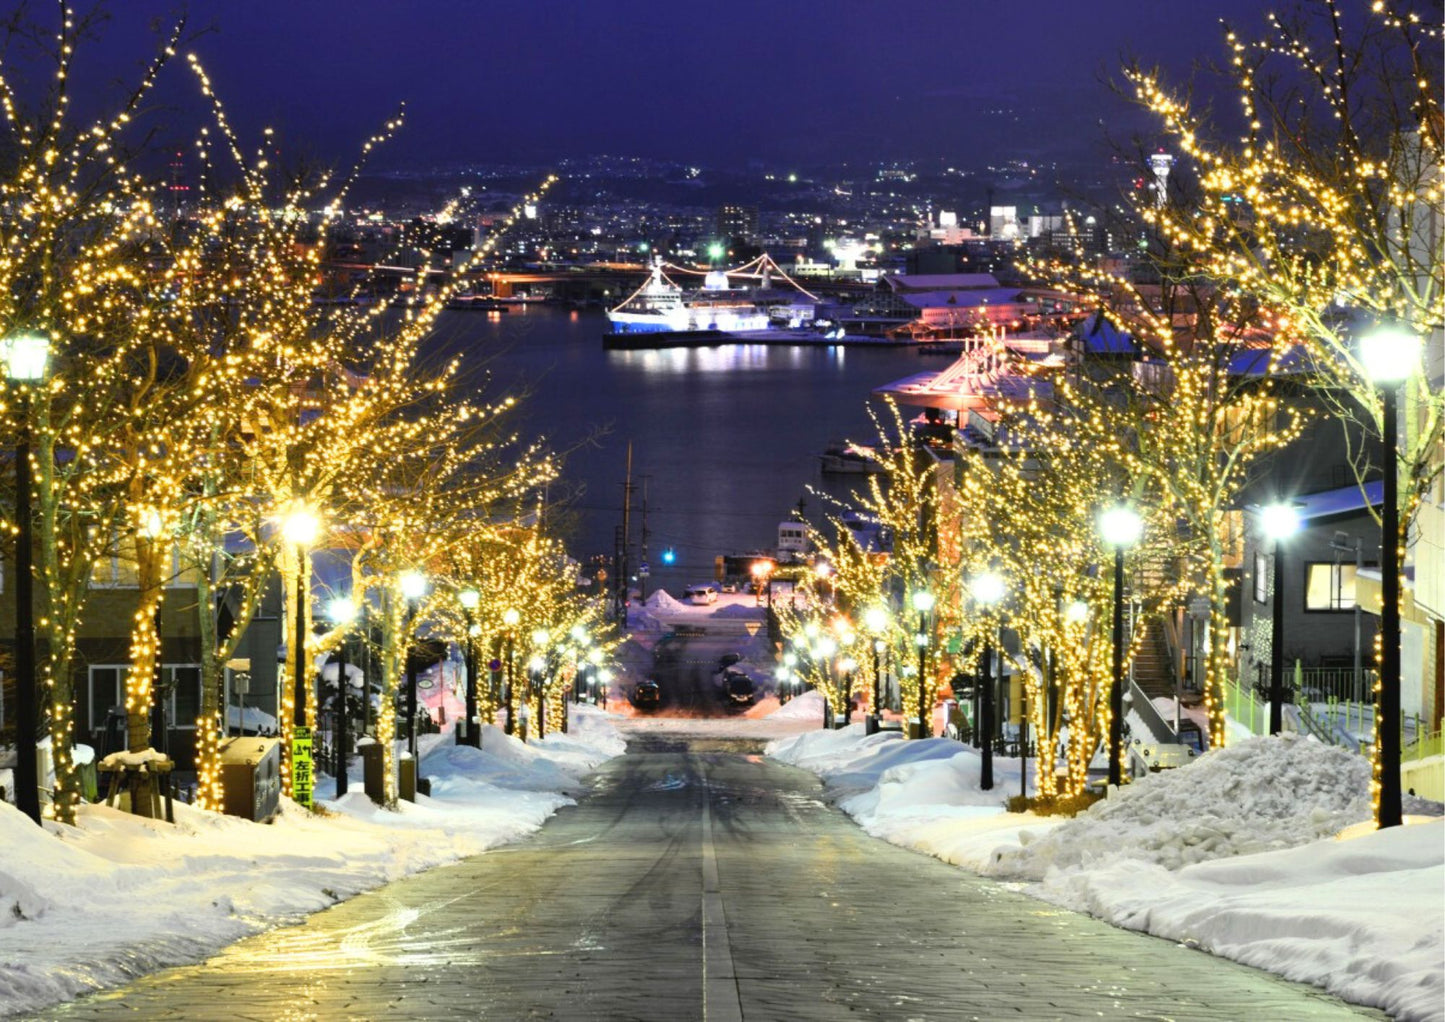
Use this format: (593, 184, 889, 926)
(607, 254, 820, 334)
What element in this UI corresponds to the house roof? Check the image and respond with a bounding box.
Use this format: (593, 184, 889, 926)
(1073, 312, 1138, 356)
(1226, 344, 1316, 377)
(902, 287, 1026, 310)
(883, 273, 1001, 293)
(1247, 480, 1384, 523)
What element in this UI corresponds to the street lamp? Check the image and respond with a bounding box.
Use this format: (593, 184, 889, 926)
(399, 570, 427, 757)
(751, 559, 774, 607)
(911, 589, 935, 739)
(864, 605, 888, 734)
(971, 572, 1006, 790)
(1099, 505, 1143, 789)
(502, 608, 520, 734)
(1260, 502, 1300, 736)
(281, 504, 321, 809)
(1360, 326, 1420, 829)
(4, 332, 48, 825)
(327, 597, 357, 797)
(814, 561, 834, 605)
(458, 588, 480, 748)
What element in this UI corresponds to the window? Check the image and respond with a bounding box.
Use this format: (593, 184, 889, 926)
(1305, 562, 1362, 611)
(86, 666, 127, 731)
(1253, 552, 1269, 604)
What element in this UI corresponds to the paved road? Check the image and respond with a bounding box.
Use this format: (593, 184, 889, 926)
(39, 732, 1380, 1021)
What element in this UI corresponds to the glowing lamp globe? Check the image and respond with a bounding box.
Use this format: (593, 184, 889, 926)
(864, 606, 888, 633)
(328, 597, 357, 626)
(1260, 502, 1300, 541)
(1066, 600, 1090, 624)
(458, 588, 480, 610)
(502, 608, 521, 627)
(1359, 328, 1420, 384)
(911, 590, 935, 613)
(399, 570, 427, 601)
(3, 333, 49, 381)
(528, 656, 545, 673)
(531, 628, 550, 647)
(1098, 506, 1143, 548)
(971, 572, 1006, 606)
(281, 506, 320, 548)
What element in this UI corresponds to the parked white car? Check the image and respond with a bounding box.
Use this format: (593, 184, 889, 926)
(684, 583, 719, 605)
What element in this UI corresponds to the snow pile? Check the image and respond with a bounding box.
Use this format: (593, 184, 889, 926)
(713, 602, 764, 619)
(764, 689, 827, 722)
(0, 706, 623, 1018)
(767, 725, 1444, 1021)
(990, 735, 1372, 880)
(644, 589, 688, 614)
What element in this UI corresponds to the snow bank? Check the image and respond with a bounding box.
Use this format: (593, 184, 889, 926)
(764, 689, 827, 722)
(767, 726, 1445, 1021)
(644, 589, 688, 614)
(989, 735, 1374, 880)
(0, 706, 623, 1018)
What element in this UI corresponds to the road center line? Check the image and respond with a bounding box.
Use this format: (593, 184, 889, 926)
(701, 773, 743, 1022)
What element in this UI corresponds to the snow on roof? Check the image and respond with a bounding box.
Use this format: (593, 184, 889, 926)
(1073, 312, 1137, 356)
(902, 288, 1026, 309)
(1247, 480, 1384, 522)
(883, 273, 1001, 293)
(1227, 344, 1316, 376)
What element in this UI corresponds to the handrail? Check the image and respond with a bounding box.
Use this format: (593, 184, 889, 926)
(1222, 673, 1267, 736)
(1403, 726, 1444, 763)
(1159, 614, 1184, 690)
(1128, 676, 1179, 743)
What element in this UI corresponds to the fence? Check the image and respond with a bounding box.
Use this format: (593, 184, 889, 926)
(1297, 667, 1376, 705)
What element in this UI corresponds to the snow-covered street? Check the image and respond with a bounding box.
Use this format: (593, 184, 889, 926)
(769, 704, 1444, 1022)
(5, 708, 1416, 1022)
(0, 707, 624, 1018)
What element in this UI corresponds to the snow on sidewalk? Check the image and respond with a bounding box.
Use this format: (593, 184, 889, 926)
(0, 705, 623, 1019)
(766, 722, 1444, 1022)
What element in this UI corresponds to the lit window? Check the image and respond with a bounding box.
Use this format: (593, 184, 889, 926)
(1253, 552, 1269, 604)
(1305, 563, 1362, 611)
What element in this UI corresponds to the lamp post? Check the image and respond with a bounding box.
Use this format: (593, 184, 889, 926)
(502, 608, 520, 735)
(971, 572, 1006, 790)
(1099, 505, 1143, 789)
(526, 653, 546, 742)
(816, 635, 837, 727)
(864, 606, 888, 734)
(911, 589, 935, 739)
(399, 570, 427, 757)
(328, 597, 357, 797)
(780, 650, 797, 704)
(4, 333, 48, 825)
(1360, 327, 1420, 830)
(814, 561, 834, 606)
(282, 505, 320, 809)
(1260, 502, 1300, 735)
(840, 656, 857, 724)
(458, 588, 480, 748)
(531, 628, 549, 739)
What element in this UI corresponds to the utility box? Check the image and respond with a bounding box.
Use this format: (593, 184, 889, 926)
(399, 755, 416, 802)
(218, 736, 282, 823)
(360, 740, 386, 804)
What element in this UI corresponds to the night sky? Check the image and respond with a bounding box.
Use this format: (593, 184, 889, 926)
(64, 1, 1279, 167)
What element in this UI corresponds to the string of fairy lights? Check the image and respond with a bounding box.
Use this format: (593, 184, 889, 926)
(778, 0, 1439, 807)
(0, 26, 607, 822)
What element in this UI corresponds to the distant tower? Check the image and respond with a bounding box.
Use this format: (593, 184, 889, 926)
(1149, 152, 1174, 209)
(168, 149, 188, 219)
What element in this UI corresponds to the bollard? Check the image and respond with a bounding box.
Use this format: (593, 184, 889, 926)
(399, 754, 417, 802)
(360, 740, 385, 804)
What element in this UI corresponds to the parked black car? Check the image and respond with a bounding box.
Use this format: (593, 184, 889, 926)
(632, 679, 662, 712)
(723, 670, 755, 708)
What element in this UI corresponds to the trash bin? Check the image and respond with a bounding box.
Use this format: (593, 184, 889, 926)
(399, 753, 416, 802)
(360, 739, 385, 804)
(217, 736, 282, 823)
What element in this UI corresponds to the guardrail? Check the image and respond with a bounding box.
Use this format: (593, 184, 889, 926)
(1222, 673, 1268, 736)
(1297, 667, 1376, 704)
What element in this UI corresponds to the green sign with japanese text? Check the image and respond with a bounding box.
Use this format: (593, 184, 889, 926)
(292, 726, 314, 809)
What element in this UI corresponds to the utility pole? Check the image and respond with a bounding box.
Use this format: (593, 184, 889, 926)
(620, 443, 634, 623)
(639, 475, 651, 601)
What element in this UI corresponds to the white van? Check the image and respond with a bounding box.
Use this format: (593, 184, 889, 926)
(684, 583, 719, 605)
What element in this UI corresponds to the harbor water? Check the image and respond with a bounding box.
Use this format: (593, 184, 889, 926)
(426, 306, 927, 594)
